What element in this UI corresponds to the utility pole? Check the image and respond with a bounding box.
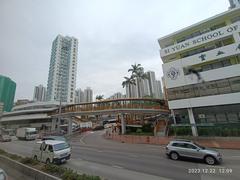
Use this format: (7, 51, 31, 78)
(57, 74, 62, 134)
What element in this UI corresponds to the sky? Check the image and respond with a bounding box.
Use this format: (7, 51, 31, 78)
(0, 0, 229, 101)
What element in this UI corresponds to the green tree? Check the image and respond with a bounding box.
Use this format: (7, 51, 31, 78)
(96, 95, 104, 101)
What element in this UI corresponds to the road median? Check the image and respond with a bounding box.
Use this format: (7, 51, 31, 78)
(0, 148, 101, 180)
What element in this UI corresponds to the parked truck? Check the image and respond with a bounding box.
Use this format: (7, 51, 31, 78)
(16, 127, 37, 140)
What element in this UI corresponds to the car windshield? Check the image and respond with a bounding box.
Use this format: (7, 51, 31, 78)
(53, 142, 69, 151)
(193, 142, 205, 149)
(44, 136, 66, 142)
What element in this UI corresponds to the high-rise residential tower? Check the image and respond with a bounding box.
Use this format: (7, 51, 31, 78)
(84, 87, 93, 102)
(75, 88, 85, 103)
(0, 75, 16, 112)
(155, 80, 163, 99)
(137, 78, 151, 98)
(124, 71, 163, 98)
(46, 35, 78, 103)
(109, 92, 123, 99)
(126, 84, 138, 98)
(33, 85, 46, 102)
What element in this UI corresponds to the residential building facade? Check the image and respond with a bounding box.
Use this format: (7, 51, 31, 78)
(126, 84, 138, 98)
(33, 85, 46, 102)
(84, 87, 93, 102)
(46, 35, 78, 103)
(109, 92, 123, 99)
(155, 80, 163, 99)
(159, 3, 240, 136)
(125, 71, 163, 99)
(75, 88, 85, 103)
(0, 75, 16, 112)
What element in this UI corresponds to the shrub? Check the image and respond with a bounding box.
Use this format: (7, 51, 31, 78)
(231, 128, 238, 136)
(174, 126, 192, 136)
(20, 157, 39, 165)
(142, 124, 153, 132)
(42, 164, 65, 176)
(0, 149, 6, 155)
(214, 127, 222, 136)
(136, 128, 142, 133)
(42, 164, 101, 180)
(7, 153, 22, 161)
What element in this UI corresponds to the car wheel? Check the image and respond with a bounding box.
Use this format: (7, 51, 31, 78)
(46, 158, 51, 164)
(34, 155, 37, 161)
(205, 155, 216, 165)
(170, 152, 179, 160)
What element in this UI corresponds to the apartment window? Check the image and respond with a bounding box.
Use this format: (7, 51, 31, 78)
(217, 79, 231, 94)
(222, 59, 231, 67)
(229, 76, 240, 92)
(202, 64, 212, 71)
(167, 76, 240, 101)
(231, 16, 240, 23)
(216, 113, 227, 122)
(205, 114, 216, 123)
(167, 89, 176, 100)
(227, 113, 238, 122)
(210, 22, 226, 31)
(179, 36, 234, 59)
(183, 86, 195, 98)
(212, 61, 223, 69)
(205, 81, 218, 95)
(175, 87, 185, 99)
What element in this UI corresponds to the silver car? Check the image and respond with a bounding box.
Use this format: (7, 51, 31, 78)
(166, 140, 222, 165)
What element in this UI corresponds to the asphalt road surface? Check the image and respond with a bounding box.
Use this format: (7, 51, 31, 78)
(0, 131, 240, 180)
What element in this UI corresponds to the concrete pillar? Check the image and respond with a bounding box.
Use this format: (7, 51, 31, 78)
(121, 113, 126, 134)
(233, 32, 240, 42)
(56, 117, 61, 133)
(187, 108, 198, 137)
(171, 109, 176, 124)
(51, 118, 56, 131)
(68, 118, 73, 136)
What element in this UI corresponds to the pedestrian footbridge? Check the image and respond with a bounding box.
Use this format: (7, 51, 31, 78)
(50, 98, 170, 135)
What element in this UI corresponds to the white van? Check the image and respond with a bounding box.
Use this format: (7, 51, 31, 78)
(32, 140, 71, 164)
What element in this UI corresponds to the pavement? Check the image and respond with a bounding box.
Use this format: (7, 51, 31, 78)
(0, 131, 240, 180)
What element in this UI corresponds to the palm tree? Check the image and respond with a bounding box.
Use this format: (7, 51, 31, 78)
(128, 63, 148, 97)
(96, 95, 104, 101)
(122, 76, 136, 98)
(128, 63, 143, 75)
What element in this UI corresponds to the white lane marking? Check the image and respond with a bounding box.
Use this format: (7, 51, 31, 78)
(96, 150, 103, 152)
(112, 165, 124, 169)
(225, 155, 240, 158)
(128, 154, 139, 158)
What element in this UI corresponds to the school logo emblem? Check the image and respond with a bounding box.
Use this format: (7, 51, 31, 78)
(167, 67, 180, 80)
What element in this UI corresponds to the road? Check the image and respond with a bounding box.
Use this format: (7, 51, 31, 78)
(0, 131, 240, 180)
